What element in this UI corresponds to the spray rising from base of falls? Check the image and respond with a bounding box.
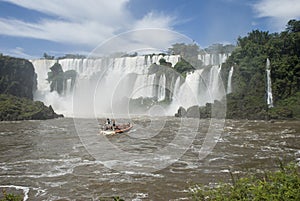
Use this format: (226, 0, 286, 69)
(32, 55, 228, 117)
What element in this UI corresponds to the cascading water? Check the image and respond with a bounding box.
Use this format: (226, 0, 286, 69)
(32, 56, 180, 117)
(198, 53, 231, 66)
(157, 74, 166, 101)
(208, 65, 223, 102)
(31, 53, 230, 117)
(227, 66, 234, 94)
(174, 69, 202, 108)
(132, 74, 156, 98)
(266, 58, 274, 108)
(167, 64, 225, 114)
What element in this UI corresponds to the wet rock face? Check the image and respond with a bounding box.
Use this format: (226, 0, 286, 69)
(47, 63, 77, 95)
(175, 106, 187, 117)
(0, 55, 36, 99)
(0, 55, 63, 121)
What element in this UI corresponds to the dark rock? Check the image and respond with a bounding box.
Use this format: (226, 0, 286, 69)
(47, 63, 77, 95)
(175, 106, 187, 117)
(0, 55, 36, 99)
(0, 55, 64, 121)
(186, 105, 200, 118)
(199, 103, 212, 118)
(175, 100, 226, 119)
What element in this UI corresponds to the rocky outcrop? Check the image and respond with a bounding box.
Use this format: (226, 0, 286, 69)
(0, 55, 36, 99)
(175, 100, 225, 119)
(0, 94, 63, 121)
(0, 55, 63, 121)
(175, 106, 187, 117)
(47, 62, 77, 95)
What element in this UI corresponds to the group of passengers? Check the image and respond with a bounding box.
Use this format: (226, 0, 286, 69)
(105, 118, 118, 130)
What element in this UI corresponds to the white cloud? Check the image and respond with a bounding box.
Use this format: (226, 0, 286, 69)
(0, 0, 177, 50)
(1, 0, 131, 23)
(133, 12, 175, 29)
(252, 0, 300, 30)
(89, 29, 190, 57)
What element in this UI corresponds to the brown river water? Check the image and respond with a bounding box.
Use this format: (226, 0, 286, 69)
(0, 117, 299, 200)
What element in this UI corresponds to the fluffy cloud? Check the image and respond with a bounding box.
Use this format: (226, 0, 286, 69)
(133, 12, 175, 29)
(0, 0, 177, 49)
(252, 0, 300, 30)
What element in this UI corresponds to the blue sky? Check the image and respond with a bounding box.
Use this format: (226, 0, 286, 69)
(0, 0, 299, 59)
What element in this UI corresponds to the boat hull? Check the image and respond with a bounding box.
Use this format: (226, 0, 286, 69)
(100, 125, 133, 135)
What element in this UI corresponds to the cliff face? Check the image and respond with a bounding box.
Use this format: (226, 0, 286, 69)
(0, 55, 37, 99)
(0, 55, 63, 121)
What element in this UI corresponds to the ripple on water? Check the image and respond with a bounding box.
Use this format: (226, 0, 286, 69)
(0, 118, 299, 200)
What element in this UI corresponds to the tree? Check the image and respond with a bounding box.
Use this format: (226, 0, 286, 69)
(286, 19, 300, 33)
(224, 19, 300, 119)
(43, 53, 54, 59)
(159, 58, 172, 67)
(174, 58, 195, 77)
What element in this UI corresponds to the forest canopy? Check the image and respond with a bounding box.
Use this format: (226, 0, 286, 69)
(224, 19, 300, 119)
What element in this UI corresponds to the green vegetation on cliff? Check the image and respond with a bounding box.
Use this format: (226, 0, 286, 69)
(0, 94, 63, 121)
(0, 55, 63, 121)
(174, 58, 195, 77)
(223, 19, 300, 119)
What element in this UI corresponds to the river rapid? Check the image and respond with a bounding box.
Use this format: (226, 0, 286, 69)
(0, 117, 299, 200)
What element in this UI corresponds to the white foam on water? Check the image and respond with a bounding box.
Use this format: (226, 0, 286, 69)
(132, 192, 149, 201)
(122, 171, 164, 178)
(42, 181, 68, 188)
(0, 158, 104, 179)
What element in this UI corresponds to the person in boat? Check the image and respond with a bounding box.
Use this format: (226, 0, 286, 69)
(112, 119, 116, 130)
(105, 118, 111, 130)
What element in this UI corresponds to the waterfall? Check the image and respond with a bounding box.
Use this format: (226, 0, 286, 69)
(174, 70, 201, 108)
(132, 74, 156, 98)
(31, 53, 228, 117)
(198, 53, 231, 66)
(168, 65, 224, 112)
(266, 58, 274, 108)
(157, 74, 166, 101)
(207, 65, 223, 102)
(227, 66, 234, 94)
